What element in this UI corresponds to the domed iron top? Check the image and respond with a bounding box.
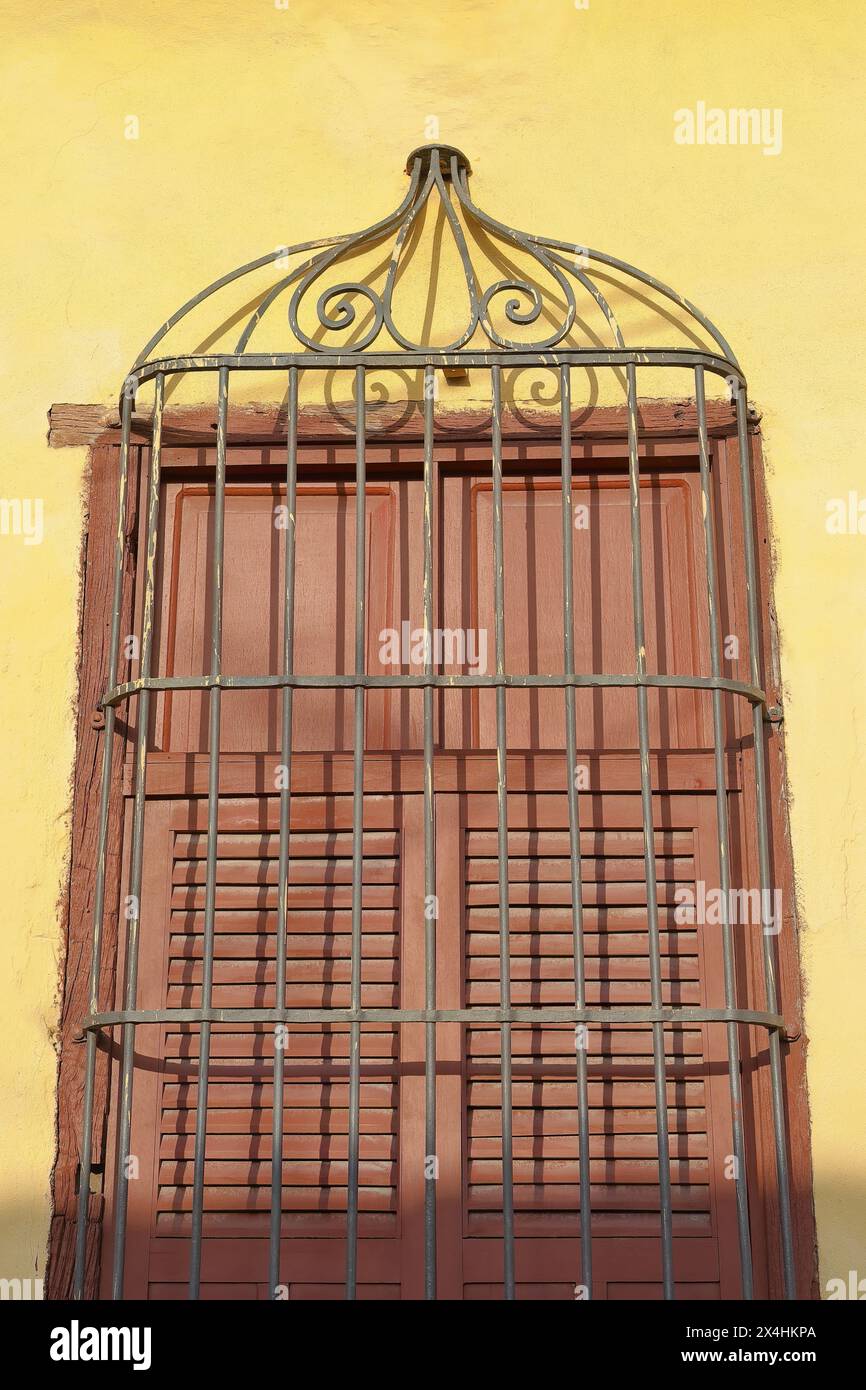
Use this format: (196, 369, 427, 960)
(404, 143, 472, 178)
(127, 145, 738, 384)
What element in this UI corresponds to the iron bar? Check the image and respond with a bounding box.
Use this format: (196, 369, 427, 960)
(695, 366, 753, 1297)
(559, 365, 593, 1298)
(491, 365, 515, 1299)
(346, 366, 366, 1298)
(104, 670, 766, 703)
(73, 386, 132, 1299)
(131, 238, 349, 375)
(735, 386, 797, 1300)
(110, 371, 165, 1300)
(188, 367, 229, 1298)
(521, 234, 739, 370)
(268, 366, 299, 1297)
(423, 366, 437, 1299)
(126, 348, 744, 390)
(626, 362, 676, 1300)
(87, 1004, 787, 1030)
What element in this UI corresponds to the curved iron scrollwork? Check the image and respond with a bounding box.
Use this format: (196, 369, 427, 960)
(128, 142, 738, 376)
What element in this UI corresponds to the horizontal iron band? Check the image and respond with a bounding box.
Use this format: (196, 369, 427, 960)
(84, 1005, 784, 1031)
(103, 671, 765, 707)
(127, 348, 745, 389)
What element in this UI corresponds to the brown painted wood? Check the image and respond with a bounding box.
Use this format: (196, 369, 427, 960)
(452, 788, 744, 1297)
(46, 443, 141, 1299)
(142, 445, 737, 757)
(48, 399, 755, 450)
(124, 751, 741, 798)
(49, 408, 815, 1301)
(101, 780, 758, 1298)
(726, 429, 818, 1299)
(100, 793, 409, 1298)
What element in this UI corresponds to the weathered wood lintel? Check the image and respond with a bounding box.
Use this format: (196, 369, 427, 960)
(48, 398, 757, 450)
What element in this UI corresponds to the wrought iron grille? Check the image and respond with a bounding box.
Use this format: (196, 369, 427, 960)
(74, 143, 795, 1301)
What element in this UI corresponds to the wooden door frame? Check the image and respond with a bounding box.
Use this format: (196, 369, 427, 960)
(46, 398, 817, 1299)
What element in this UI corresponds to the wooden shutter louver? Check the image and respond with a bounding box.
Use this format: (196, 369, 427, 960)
(459, 791, 737, 1299)
(137, 800, 402, 1298)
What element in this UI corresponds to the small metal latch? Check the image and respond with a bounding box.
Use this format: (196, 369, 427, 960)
(91, 707, 106, 732)
(765, 703, 783, 725)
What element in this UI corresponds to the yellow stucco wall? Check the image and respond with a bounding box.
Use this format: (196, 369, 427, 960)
(0, 0, 863, 1293)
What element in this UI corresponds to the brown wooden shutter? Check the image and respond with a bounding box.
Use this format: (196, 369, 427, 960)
(103, 794, 404, 1299)
(91, 435, 806, 1299)
(457, 789, 741, 1299)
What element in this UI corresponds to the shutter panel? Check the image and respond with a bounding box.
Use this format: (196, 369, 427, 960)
(459, 790, 738, 1299)
(115, 796, 403, 1299)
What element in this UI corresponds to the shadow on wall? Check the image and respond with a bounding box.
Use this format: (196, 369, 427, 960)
(34, 1022, 822, 1301)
